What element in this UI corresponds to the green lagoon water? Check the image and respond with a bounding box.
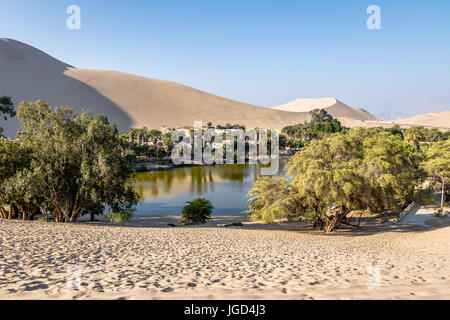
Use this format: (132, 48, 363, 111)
(134, 160, 287, 216)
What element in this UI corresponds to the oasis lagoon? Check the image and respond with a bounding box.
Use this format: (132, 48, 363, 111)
(134, 160, 287, 216)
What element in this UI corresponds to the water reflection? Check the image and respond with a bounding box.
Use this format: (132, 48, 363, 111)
(134, 160, 286, 215)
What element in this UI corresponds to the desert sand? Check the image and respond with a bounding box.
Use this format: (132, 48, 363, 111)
(397, 111, 450, 130)
(1, 216, 449, 300)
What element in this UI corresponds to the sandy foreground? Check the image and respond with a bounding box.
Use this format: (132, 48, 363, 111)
(0, 215, 449, 300)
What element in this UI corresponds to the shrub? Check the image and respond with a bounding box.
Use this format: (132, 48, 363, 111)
(106, 210, 133, 224)
(180, 198, 213, 226)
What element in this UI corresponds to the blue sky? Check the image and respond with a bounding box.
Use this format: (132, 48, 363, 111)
(1, 0, 450, 119)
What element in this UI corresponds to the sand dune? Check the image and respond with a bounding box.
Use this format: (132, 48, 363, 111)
(3, 38, 446, 136)
(273, 97, 378, 121)
(63, 68, 312, 131)
(396, 111, 450, 129)
(0, 38, 315, 136)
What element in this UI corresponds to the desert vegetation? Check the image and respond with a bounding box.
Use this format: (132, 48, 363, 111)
(0, 100, 139, 222)
(1, 97, 448, 231)
(0, 96, 16, 137)
(180, 197, 213, 226)
(248, 126, 449, 232)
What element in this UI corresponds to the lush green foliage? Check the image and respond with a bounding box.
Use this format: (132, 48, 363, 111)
(0, 100, 140, 222)
(180, 197, 213, 225)
(0, 96, 16, 137)
(247, 176, 305, 223)
(422, 140, 450, 204)
(422, 140, 450, 179)
(162, 132, 174, 152)
(282, 109, 343, 147)
(106, 209, 133, 224)
(128, 127, 163, 141)
(248, 128, 421, 232)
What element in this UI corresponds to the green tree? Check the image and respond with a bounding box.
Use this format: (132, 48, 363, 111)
(0, 96, 16, 137)
(0, 138, 32, 219)
(147, 129, 162, 141)
(180, 197, 213, 225)
(248, 129, 420, 232)
(384, 125, 403, 139)
(162, 132, 174, 153)
(4, 100, 140, 222)
(247, 176, 305, 223)
(310, 108, 333, 123)
(422, 140, 450, 209)
(281, 109, 342, 143)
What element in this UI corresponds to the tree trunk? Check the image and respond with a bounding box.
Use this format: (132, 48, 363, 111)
(90, 213, 95, 222)
(11, 204, 19, 219)
(435, 172, 445, 211)
(54, 206, 63, 222)
(69, 192, 80, 222)
(325, 211, 348, 233)
(21, 209, 27, 221)
(0, 207, 6, 219)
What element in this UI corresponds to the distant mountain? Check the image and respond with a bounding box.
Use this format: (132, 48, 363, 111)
(273, 97, 378, 122)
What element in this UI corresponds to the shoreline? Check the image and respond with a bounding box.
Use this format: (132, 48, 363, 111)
(132, 155, 292, 172)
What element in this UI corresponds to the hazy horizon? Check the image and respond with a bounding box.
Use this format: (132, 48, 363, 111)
(1, 0, 450, 119)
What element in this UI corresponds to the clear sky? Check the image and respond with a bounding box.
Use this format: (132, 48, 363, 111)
(1, 0, 450, 119)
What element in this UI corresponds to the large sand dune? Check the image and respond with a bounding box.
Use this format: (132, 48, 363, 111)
(273, 97, 378, 121)
(1, 38, 316, 136)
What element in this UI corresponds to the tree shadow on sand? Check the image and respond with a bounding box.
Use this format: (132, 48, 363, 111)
(75, 214, 450, 237)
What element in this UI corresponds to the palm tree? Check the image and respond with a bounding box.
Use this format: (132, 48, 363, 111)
(405, 132, 419, 150)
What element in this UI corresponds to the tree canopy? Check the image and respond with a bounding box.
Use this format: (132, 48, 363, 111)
(0, 96, 16, 137)
(282, 109, 343, 145)
(0, 100, 139, 222)
(422, 140, 450, 207)
(248, 128, 421, 232)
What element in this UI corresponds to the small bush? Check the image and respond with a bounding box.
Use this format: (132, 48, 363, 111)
(180, 198, 213, 226)
(106, 210, 133, 224)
